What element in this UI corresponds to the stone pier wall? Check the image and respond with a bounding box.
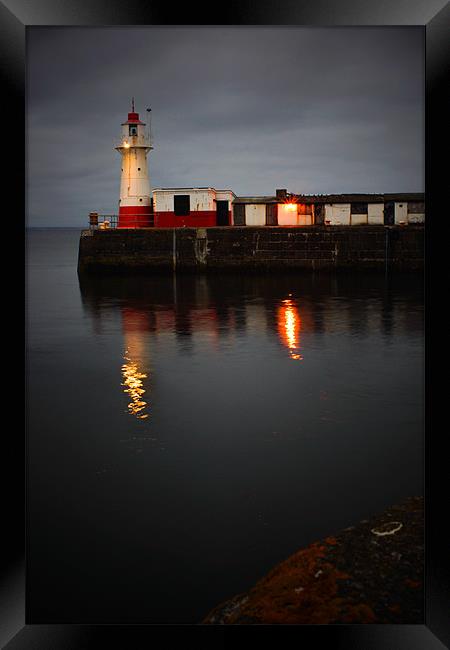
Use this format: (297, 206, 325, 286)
(78, 225, 424, 273)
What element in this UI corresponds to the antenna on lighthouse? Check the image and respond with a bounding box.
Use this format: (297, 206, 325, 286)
(146, 107, 152, 147)
(131, 97, 135, 112)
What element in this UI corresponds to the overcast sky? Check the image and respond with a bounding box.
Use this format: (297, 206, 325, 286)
(27, 27, 424, 227)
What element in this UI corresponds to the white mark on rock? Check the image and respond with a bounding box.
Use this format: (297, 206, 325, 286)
(371, 521, 403, 536)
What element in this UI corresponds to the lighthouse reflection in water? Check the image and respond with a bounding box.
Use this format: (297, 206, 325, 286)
(121, 308, 151, 420)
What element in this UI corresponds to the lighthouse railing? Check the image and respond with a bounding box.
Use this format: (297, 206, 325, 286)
(114, 133, 153, 149)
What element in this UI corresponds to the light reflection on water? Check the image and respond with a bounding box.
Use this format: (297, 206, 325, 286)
(277, 298, 303, 360)
(117, 295, 306, 420)
(78, 272, 425, 431)
(121, 309, 151, 420)
(121, 356, 148, 419)
(118, 292, 304, 419)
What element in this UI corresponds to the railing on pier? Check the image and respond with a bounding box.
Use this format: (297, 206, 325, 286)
(89, 213, 117, 229)
(88, 213, 154, 229)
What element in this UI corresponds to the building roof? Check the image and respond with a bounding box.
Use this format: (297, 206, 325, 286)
(153, 188, 236, 195)
(288, 193, 425, 204)
(234, 193, 424, 205)
(153, 187, 216, 192)
(233, 196, 278, 204)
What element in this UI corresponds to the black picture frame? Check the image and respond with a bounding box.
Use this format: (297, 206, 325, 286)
(4, 1, 449, 647)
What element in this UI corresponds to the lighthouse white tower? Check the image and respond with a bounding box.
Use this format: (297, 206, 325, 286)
(115, 99, 153, 228)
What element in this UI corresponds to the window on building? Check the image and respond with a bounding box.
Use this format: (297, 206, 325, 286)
(351, 202, 368, 214)
(174, 195, 190, 216)
(129, 125, 138, 136)
(408, 201, 425, 213)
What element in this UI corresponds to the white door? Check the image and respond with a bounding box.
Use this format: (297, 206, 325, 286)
(394, 203, 408, 224)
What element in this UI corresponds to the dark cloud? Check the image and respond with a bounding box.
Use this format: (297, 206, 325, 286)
(27, 27, 424, 226)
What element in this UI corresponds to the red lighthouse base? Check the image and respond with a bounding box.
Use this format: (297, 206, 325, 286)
(118, 206, 153, 228)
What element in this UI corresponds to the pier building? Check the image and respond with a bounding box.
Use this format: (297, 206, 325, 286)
(153, 188, 236, 228)
(88, 103, 425, 231)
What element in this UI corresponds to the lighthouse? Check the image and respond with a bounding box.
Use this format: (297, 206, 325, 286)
(115, 99, 153, 228)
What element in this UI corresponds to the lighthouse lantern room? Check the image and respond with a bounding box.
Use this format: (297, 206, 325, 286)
(115, 99, 153, 228)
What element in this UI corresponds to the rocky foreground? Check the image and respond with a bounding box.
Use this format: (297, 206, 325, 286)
(203, 496, 423, 625)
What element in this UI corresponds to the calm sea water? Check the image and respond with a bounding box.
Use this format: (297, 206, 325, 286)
(26, 228, 424, 623)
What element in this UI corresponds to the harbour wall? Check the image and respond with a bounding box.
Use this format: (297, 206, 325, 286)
(77, 225, 424, 273)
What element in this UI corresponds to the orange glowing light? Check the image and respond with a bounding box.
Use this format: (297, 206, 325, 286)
(277, 299, 303, 360)
(284, 203, 297, 212)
